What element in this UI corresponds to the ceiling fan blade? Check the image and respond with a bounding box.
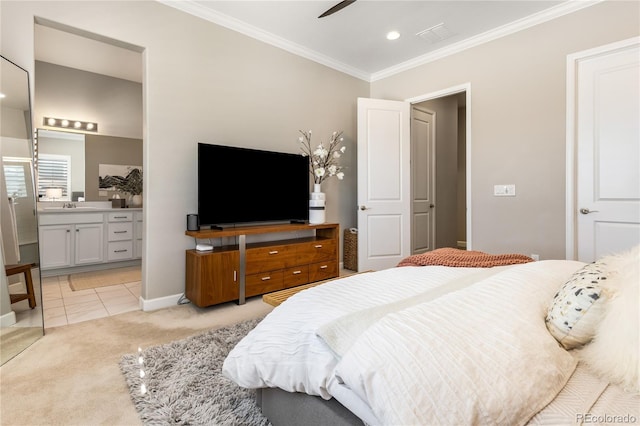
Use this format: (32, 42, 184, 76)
(318, 0, 356, 18)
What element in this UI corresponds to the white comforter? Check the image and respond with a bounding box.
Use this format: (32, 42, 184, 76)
(223, 260, 584, 425)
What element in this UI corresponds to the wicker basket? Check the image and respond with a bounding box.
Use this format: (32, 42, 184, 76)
(343, 228, 358, 271)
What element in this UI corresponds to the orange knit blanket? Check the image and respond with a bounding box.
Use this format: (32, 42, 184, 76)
(397, 247, 533, 268)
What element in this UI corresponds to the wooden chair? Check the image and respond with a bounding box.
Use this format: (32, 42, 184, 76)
(5, 263, 37, 309)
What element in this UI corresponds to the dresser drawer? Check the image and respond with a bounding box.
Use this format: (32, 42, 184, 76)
(309, 260, 338, 282)
(108, 212, 133, 222)
(296, 239, 337, 264)
(108, 241, 133, 261)
(108, 222, 133, 241)
(246, 244, 295, 275)
(246, 270, 283, 297)
(283, 265, 309, 289)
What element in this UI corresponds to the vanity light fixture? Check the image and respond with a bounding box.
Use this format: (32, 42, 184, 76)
(43, 117, 98, 132)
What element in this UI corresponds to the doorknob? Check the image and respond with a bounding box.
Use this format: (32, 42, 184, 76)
(359, 205, 371, 211)
(430, 204, 435, 208)
(580, 208, 599, 215)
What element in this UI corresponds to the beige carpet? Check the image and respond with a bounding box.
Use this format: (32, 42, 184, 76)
(0, 327, 43, 365)
(69, 266, 141, 291)
(0, 296, 273, 425)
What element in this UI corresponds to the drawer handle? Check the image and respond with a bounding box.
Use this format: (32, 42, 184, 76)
(292, 270, 302, 275)
(114, 231, 128, 234)
(113, 216, 128, 219)
(261, 276, 271, 281)
(114, 249, 128, 253)
(269, 250, 279, 255)
(320, 265, 328, 269)
(314, 244, 323, 248)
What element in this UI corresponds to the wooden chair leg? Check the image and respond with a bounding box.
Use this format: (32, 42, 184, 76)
(5, 263, 37, 309)
(23, 267, 36, 309)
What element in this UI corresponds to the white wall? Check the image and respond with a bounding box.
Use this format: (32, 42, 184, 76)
(1, 0, 367, 307)
(4, 1, 636, 309)
(35, 60, 143, 139)
(371, 0, 640, 259)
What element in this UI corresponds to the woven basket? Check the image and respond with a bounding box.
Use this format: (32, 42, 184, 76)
(343, 228, 358, 271)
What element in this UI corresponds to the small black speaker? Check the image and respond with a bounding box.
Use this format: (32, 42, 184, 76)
(187, 214, 199, 231)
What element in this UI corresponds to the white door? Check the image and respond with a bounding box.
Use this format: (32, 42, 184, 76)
(570, 37, 640, 262)
(411, 106, 436, 254)
(357, 98, 411, 271)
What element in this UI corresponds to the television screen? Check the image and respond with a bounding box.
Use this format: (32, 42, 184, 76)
(198, 143, 309, 226)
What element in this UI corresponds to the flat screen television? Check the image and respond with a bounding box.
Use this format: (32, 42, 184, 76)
(198, 143, 309, 227)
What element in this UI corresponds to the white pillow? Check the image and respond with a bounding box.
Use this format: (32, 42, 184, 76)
(545, 262, 610, 349)
(578, 245, 640, 393)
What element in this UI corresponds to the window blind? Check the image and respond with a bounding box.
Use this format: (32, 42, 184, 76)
(37, 155, 71, 198)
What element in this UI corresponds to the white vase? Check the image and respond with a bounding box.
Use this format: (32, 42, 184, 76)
(130, 194, 142, 207)
(309, 183, 325, 224)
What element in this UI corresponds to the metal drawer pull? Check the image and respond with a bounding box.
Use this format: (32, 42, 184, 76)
(114, 230, 128, 234)
(314, 244, 323, 248)
(114, 249, 128, 253)
(293, 270, 302, 275)
(320, 265, 328, 269)
(261, 276, 271, 281)
(269, 250, 279, 255)
(233, 271, 237, 281)
(113, 216, 128, 219)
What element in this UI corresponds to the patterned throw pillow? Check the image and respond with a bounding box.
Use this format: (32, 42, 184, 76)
(545, 262, 609, 350)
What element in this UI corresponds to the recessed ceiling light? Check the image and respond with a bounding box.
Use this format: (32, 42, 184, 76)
(386, 31, 400, 41)
(0, 93, 6, 99)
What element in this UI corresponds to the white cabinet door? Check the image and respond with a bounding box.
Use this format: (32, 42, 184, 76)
(75, 223, 104, 265)
(39, 225, 72, 269)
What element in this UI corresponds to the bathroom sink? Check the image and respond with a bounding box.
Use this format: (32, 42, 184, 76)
(43, 206, 99, 210)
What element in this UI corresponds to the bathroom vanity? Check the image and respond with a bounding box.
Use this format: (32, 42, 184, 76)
(38, 202, 142, 276)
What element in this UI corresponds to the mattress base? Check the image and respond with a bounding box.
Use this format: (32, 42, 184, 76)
(257, 387, 364, 426)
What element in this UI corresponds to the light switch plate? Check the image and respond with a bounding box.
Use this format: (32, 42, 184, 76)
(494, 184, 516, 196)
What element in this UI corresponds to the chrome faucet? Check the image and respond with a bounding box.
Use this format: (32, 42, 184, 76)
(63, 202, 76, 208)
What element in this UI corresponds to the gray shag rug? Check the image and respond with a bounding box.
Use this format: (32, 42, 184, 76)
(119, 317, 270, 425)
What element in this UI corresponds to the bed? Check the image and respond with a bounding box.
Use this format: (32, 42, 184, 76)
(222, 247, 640, 425)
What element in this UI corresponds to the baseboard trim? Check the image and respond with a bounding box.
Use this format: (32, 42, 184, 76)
(0, 311, 17, 327)
(140, 293, 184, 311)
(41, 259, 141, 278)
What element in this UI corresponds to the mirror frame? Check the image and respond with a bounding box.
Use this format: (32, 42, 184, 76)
(1, 54, 44, 365)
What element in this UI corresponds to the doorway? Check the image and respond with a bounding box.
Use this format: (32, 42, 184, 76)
(34, 22, 144, 328)
(411, 92, 467, 253)
(356, 85, 471, 272)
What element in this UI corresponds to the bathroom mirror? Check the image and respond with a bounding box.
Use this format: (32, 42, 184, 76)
(1, 55, 44, 364)
(35, 129, 142, 202)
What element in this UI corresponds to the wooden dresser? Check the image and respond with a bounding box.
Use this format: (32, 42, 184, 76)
(185, 223, 339, 307)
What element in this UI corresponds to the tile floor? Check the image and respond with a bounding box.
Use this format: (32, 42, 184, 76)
(42, 275, 141, 328)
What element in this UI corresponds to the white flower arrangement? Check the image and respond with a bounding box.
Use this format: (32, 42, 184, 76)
(298, 130, 346, 184)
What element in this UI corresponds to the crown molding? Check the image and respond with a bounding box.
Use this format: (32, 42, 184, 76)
(370, 0, 603, 82)
(157, 0, 370, 81)
(158, 0, 602, 83)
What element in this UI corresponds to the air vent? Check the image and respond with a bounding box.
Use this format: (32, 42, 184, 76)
(416, 23, 454, 44)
